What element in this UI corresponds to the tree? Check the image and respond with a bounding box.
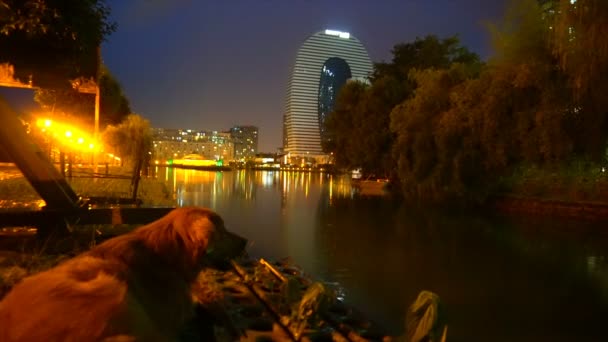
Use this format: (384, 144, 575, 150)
(324, 35, 480, 181)
(102, 114, 152, 201)
(488, 0, 549, 66)
(551, 0, 608, 160)
(386, 0, 579, 202)
(34, 66, 131, 127)
(390, 64, 480, 201)
(0, 0, 116, 88)
(323, 80, 368, 170)
(485, 0, 577, 164)
(373, 35, 480, 82)
(98, 68, 131, 126)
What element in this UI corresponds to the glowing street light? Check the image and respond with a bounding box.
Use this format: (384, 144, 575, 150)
(35, 117, 102, 154)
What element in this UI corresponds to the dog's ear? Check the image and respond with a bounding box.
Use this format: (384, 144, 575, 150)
(187, 214, 216, 248)
(177, 208, 221, 264)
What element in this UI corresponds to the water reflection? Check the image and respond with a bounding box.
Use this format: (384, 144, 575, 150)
(163, 168, 352, 263)
(158, 167, 608, 341)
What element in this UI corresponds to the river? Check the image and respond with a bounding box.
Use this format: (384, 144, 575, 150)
(159, 167, 608, 341)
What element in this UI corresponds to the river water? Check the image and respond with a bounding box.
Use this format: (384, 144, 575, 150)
(159, 167, 608, 341)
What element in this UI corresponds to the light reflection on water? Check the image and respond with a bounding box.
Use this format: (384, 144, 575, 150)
(158, 167, 608, 340)
(163, 168, 354, 266)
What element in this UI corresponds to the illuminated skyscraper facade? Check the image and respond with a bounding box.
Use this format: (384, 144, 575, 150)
(283, 30, 373, 159)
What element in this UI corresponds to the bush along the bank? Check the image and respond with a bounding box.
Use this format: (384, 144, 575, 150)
(497, 160, 608, 203)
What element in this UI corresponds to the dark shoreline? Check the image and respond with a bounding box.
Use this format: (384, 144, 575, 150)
(489, 195, 608, 222)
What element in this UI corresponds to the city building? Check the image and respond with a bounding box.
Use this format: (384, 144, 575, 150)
(230, 125, 258, 160)
(152, 128, 234, 162)
(283, 29, 373, 163)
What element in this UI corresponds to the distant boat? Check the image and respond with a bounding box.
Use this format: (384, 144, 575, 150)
(351, 175, 390, 196)
(168, 154, 231, 171)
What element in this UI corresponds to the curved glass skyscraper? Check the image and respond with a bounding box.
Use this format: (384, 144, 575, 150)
(283, 30, 373, 160)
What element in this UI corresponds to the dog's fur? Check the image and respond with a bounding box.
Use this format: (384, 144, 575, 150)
(0, 207, 246, 342)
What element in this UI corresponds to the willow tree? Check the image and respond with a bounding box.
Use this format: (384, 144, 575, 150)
(102, 114, 152, 201)
(324, 35, 480, 180)
(390, 64, 481, 201)
(322, 80, 368, 170)
(487, 0, 574, 164)
(551, 0, 608, 159)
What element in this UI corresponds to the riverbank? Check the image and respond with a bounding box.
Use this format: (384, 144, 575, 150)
(0, 238, 393, 341)
(489, 195, 608, 221)
(489, 162, 608, 221)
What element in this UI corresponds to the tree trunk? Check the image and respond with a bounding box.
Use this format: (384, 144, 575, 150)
(131, 158, 142, 202)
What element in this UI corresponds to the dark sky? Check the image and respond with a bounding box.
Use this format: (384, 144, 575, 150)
(2, 0, 508, 152)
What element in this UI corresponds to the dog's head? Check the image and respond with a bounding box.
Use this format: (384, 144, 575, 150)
(187, 208, 248, 269)
(135, 207, 247, 273)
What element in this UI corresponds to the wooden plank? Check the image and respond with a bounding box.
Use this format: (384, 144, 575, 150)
(0, 81, 33, 89)
(0, 207, 175, 228)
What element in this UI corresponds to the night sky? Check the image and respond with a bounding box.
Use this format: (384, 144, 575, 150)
(2, 0, 508, 152)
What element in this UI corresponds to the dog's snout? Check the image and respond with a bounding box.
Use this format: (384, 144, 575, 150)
(226, 231, 247, 252)
(204, 228, 247, 270)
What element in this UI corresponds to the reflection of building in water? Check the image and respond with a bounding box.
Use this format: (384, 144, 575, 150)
(232, 170, 256, 201)
(158, 167, 357, 282)
(163, 168, 258, 206)
(277, 172, 355, 276)
(152, 128, 234, 162)
(279, 172, 353, 208)
(162, 167, 353, 211)
(162, 168, 234, 207)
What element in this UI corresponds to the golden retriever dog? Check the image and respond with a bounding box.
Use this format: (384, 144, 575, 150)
(0, 206, 246, 342)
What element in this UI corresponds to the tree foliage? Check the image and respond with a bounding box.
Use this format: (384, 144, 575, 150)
(102, 114, 152, 168)
(324, 35, 480, 180)
(551, 0, 608, 159)
(327, 0, 608, 202)
(390, 64, 482, 201)
(373, 35, 480, 82)
(388, 0, 581, 202)
(0, 0, 116, 88)
(323, 80, 368, 170)
(34, 66, 131, 127)
(102, 114, 152, 200)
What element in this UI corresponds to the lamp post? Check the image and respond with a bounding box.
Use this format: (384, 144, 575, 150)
(93, 45, 101, 174)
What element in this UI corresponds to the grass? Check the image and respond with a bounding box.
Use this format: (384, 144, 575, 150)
(497, 161, 608, 203)
(0, 166, 176, 209)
